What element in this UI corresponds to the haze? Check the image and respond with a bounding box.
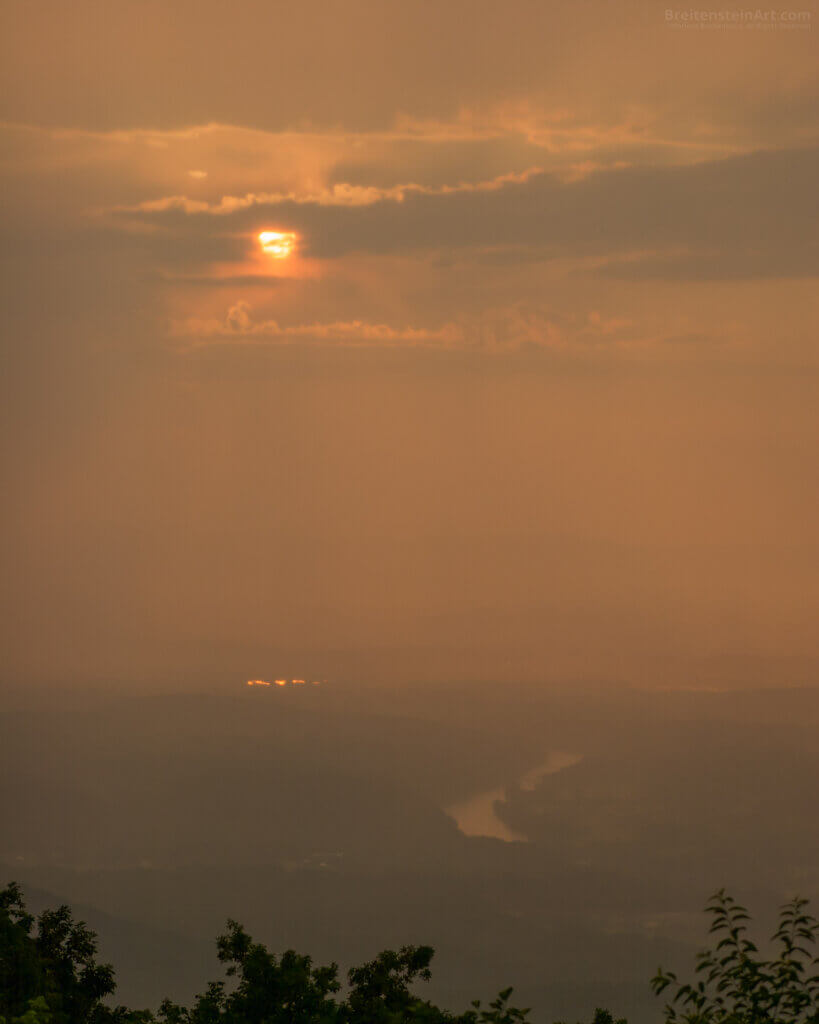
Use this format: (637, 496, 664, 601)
(1, 2, 818, 1022)
(2, 0, 818, 691)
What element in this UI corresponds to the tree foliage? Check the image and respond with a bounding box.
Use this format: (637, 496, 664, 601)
(652, 889, 819, 1023)
(153, 926, 536, 1024)
(4, 880, 818, 1024)
(0, 882, 148, 1024)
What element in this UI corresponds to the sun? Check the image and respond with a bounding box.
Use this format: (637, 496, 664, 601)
(258, 230, 297, 259)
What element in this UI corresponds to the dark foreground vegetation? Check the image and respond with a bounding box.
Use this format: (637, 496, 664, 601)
(2, 884, 817, 1024)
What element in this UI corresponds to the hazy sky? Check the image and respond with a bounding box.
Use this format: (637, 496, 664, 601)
(1, 0, 817, 689)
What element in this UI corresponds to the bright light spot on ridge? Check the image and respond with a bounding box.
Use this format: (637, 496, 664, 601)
(247, 678, 323, 688)
(258, 230, 297, 259)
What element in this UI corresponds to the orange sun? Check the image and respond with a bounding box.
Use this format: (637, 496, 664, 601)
(258, 230, 297, 259)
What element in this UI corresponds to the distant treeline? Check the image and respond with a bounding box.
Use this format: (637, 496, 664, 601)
(1, 884, 817, 1024)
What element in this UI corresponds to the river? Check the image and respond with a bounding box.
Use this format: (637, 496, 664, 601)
(445, 751, 582, 842)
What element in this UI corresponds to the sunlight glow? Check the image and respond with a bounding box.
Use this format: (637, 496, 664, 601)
(247, 677, 323, 688)
(258, 230, 297, 259)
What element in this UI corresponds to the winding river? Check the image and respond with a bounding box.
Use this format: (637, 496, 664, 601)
(445, 751, 581, 842)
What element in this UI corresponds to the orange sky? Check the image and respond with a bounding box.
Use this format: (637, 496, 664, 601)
(1, 0, 817, 690)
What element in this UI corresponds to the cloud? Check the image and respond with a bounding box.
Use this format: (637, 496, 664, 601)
(111, 167, 547, 217)
(4, 0, 817, 146)
(120, 145, 819, 280)
(176, 301, 464, 348)
(173, 301, 689, 356)
(0, 104, 755, 235)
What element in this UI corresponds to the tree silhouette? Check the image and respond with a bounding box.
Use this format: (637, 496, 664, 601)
(0, 883, 146, 1024)
(652, 889, 819, 1023)
(5, 879, 818, 1023)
